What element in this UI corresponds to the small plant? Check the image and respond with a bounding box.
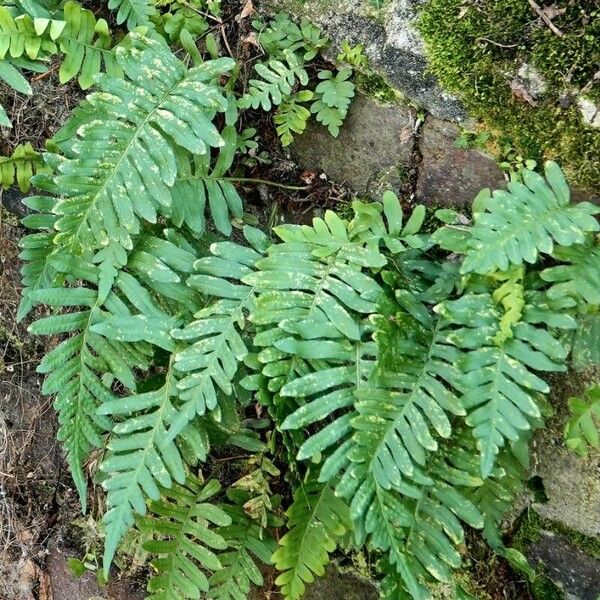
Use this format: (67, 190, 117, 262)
(5, 3, 600, 600)
(564, 385, 600, 456)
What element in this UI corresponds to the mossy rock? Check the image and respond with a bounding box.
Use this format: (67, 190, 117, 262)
(417, 0, 600, 192)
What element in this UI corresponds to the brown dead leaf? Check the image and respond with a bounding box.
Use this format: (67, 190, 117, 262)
(510, 79, 538, 106)
(38, 570, 52, 600)
(299, 170, 317, 185)
(399, 126, 413, 145)
(241, 32, 260, 48)
(236, 0, 254, 22)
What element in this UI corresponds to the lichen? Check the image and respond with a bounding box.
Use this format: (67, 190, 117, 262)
(417, 0, 600, 192)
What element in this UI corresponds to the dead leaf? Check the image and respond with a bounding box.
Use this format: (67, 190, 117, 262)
(299, 170, 317, 185)
(38, 570, 52, 600)
(241, 32, 260, 48)
(510, 79, 538, 106)
(236, 0, 254, 22)
(399, 126, 413, 145)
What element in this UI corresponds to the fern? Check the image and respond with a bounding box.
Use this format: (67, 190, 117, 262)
(59, 1, 120, 89)
(140, 477, 231, 600)
(0, 5, 59, 59)
(107, 0, 156, 29)
(564, 384, 600, 456)
(274, 89, 313, 146)
(0, 142, 44, 191)
(572, 313, 600, 370)
(208, 503, 276, 600)
(51, 33, 233, 255)
(238, 51, 308, 111)
(461, 162, 600, 274)
(273, 479, 350, 600)
(310, 68, 355, 137)
(436, 292, 571, 477)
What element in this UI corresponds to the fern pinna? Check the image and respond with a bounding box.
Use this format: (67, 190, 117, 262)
(16, 18, 600, 600)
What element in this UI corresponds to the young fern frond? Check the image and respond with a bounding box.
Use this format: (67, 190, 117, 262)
(564, 384, 600, 456)
(461, 162, 599, 274)
(273, 479, 351, 600)
(238, 51, 308, 111)
(52, 33, 234, 255)
(274, 89, 313, 146)
(310, 68, 355, 137)
(208, 504, 276, 600)
(140, 477, 231, 600)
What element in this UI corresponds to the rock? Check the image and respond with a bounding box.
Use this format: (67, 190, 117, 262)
(415, 116, 506, 206)
(263, 0, 466, 121)
(303, 565, 378, 600)
(291, 92, 415, 197)
(578, 97, 600, 128)
(516, 63, 547, 98)
(532, 368, 600, 539)
(1, 186, 29, 218)
(527, 530, 600, 600)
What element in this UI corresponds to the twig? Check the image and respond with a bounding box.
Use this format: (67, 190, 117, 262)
(527, 0, 564, 37)
(475, 37, 519, 49)
(31, 64, 59, 82)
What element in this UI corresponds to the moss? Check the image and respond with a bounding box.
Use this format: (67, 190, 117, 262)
(417, 0, 600, 191)
(355, 70, 403, 104)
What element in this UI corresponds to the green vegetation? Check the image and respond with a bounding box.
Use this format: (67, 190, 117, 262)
(3, 2, 600, 600)
(418, 0, 600, 190)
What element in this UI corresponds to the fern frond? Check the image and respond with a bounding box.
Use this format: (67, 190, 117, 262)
(541, 241, 600, 306)
(0, 141, 44, 192)
(254, 12, 328, 61)
(169, 227, 268, 440)
(59, 1, 120, 89)
(0, 6, 58, 59)
(141, 477, 231, 600)
(208, 504, 276, 600)
(107, 0, 156, 29)
(273, 479, 351, 600)
(490, 266, 524, 345)
(168, 126, 244, 236)
(238, 51, 308, 111)
(338, 431, 484, 600)
(436, 292, 570, 477)
(51, 33, 234, 254)
(98, 361, 187, 572)
(350, 309, 465, 491)
(564, 384, 600, 456)
(274, 89, 313, 146)
(310, 68, 355, 137)
(461, 162, 600, 275)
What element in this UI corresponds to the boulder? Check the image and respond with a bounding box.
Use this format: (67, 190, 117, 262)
(291, 93, 415, 197)
(263, 0, 465, 121)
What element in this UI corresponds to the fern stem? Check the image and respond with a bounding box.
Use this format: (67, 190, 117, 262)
(223, 176, 311, 191)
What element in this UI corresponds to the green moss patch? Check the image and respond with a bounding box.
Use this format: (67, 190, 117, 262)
(417, 0, 600, 191)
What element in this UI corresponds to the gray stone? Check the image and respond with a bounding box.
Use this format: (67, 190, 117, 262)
(415, 116, 506, 206)
(532, 369, 600, 539)
(291, 92, 415, 197)
(263, 0, 466, 121)
(578, 97, 600, 128)
(516, 63, 547, 98)
(527, 531, 600, 600)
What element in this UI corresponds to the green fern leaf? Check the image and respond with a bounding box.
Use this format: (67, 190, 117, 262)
(107, 0, 156, 29)
(274, 89, 313, 146)
(572, 314, 600, 371)
(436, 292, 570, 477)
(208, 504, 276, 600)
(169, 228, 268, 440)
(273, 479, 351, 600)
(59, 1, 120, 89)
(238, 51, 308, 111)
(0, 5, 58, 59)
(310, 68, 355, 137)
(140, 477, 231, 600)
(98, 363, 187, 573)
(541, 242, 600, 306)
(564, 384, 600, 456)
(0, 141, 44, 192)
(461, 162, 600, 274)
(51, 33, 234, 254)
